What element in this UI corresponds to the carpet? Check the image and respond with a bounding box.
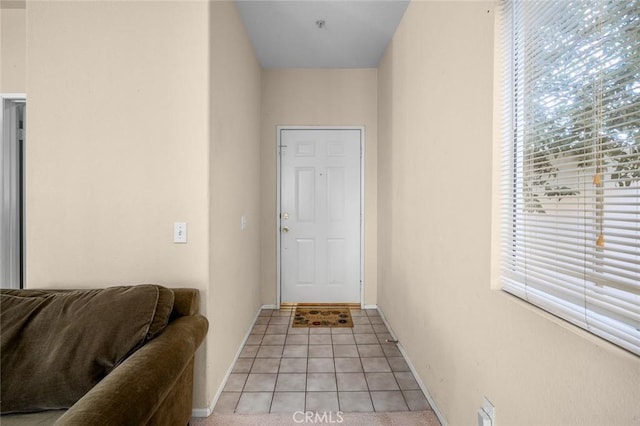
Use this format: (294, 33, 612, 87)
(191, 411, 441, 426)
(292, 306, 353, 328)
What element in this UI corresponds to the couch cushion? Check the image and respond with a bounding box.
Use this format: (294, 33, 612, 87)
(0, 284, 174, 414)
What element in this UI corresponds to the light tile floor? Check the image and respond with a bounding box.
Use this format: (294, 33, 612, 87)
(213, 307, 433, 414)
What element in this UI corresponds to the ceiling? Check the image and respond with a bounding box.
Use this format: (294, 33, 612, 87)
(235, 0, 410, 68)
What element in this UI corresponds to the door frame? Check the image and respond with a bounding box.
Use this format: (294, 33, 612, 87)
(276, 126, 365, 309)
(1, 93, 26, 289)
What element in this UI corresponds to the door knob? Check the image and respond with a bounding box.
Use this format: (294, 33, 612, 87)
(282, 226, 289, 233)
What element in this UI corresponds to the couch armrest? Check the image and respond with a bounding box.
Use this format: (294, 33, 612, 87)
(54, 314, 208, 426)
(171, 288, 200, 318)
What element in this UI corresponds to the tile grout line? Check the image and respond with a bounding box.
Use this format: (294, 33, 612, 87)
(303, 310, 311, 413)
(372, 306, 412, 411)
(355, 308, 377, 413)
(295, 309, 308, 413)
(268, 310, 290, 414)
(233, 307, 270, 413)
(237, 309, 267, 412)
(331, 323, 340, 413)
(369, 308, 407, 412)
(383, 334, 411, 411)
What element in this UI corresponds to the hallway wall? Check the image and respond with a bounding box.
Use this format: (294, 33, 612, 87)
(260, 69, 378, 306)
(207, 0, 262, 411)
(377, 2, 640, 425)
(25, 1, 210, 297)
(23, 0, 263, 411)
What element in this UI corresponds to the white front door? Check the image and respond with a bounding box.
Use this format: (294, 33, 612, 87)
(280, 128, 362, 303)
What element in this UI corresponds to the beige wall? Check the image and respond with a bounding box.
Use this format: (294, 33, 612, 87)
(260, 69, 378, 306)
(0, 1, 26, 93)
(26, 0, 211, 404)
(26, 0, 210, 290)
(377, 2, 640, 425)
(207, 0, 262, 409)
(24, 0, 263, 411)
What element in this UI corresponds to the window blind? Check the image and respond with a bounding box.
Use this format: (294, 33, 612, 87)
(498, 0, 640, 355)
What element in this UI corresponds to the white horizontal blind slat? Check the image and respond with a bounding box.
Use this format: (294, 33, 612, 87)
(499, 0, 640, 356)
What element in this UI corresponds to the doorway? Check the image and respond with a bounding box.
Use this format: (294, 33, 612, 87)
(1, 94, 26, 289)
(278, 127, 363, 305)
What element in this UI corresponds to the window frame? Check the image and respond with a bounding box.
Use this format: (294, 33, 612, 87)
(496, 0, 640, 356)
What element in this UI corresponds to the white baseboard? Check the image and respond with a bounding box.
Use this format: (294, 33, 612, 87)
(191, 305, 266, 418)
(376, 306, 448, 426)
(362, 304, 377, 310)
(191, 407, 211, 418)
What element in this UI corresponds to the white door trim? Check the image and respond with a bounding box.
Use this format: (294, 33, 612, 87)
(276, 126, 365, 308)
(1, 94, 26, 290)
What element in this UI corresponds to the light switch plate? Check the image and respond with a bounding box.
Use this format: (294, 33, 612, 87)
(174, 222, 187, 243)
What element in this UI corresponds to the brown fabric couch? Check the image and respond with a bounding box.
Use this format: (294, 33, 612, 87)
(0, 285, 208, 426)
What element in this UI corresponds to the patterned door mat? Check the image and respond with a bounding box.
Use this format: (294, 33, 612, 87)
(292, 306, 353, 328)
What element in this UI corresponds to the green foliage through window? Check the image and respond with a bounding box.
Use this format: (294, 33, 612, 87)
(518, 0, 640, 213)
